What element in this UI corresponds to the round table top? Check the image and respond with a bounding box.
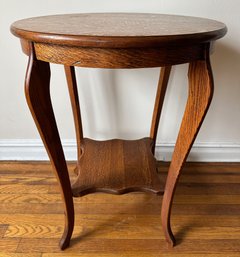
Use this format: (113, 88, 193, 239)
(11, 13, 227, 48)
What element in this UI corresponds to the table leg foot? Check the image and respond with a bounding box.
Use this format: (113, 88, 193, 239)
(59, 208, 74, 250)
(59, 225, 72, 250)
(167, 237, 176, 248)
(161, 54, 214, 246)
(25, 43, 74, 250)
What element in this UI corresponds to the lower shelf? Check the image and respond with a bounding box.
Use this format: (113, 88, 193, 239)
(71, 137, 164, 196)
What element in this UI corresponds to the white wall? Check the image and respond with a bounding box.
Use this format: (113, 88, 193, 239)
(0, 0, 240, 161)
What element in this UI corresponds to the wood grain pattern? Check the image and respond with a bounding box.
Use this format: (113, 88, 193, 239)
(0, 194, 61, 204)
(161, 45, 214, 247)
(0, 185, 50, 194)
(1, 214, 240, 228)
(24, 43, 74, 250)
(5, 224, 240, 240)
(34, 43, 206, 68)
(150, 66, 171, 152)
(11, 13, 227, 250)
(0, 224, 8, 238)
(1, 193, 240, 205)
(42, 254, 240, 257)
(0, 162, 239, 255)
(11, 13, 227, 48)
(1, 203, 239, 216)
(64, 66, 83, 159)
(5, 224, 66, 238)
(0, 238, 19, 252)
(2, 161, 240, 180)
(16, 238, 240, 253)
(0, 254, 41, 257)
(72, 138, 163, 196)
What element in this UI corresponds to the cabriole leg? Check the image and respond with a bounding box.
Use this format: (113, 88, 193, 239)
(161, 55, 214, 246)
(25, 44, 74, 250)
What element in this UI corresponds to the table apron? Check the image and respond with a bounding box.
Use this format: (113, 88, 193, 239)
(30, 42, 210, 68)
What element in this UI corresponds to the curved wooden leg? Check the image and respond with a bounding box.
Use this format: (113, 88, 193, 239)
(150, 66, 172, 154)
(25, 44, 74, 250)
(64, 66, 83, 159)
(161, 57, 214, 246)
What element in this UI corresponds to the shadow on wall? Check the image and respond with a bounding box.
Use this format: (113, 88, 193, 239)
(74, 42, 240, 144)
(76, 65, 189, 142)
(77, 67, 161, 140)
(212, 41, 240, 87)
(200, 41, 240, 142)
(76, 68, 121, 139)
(90, 68, 120, 138)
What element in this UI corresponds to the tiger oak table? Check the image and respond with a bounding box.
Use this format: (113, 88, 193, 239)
(11, 13, 227, 250)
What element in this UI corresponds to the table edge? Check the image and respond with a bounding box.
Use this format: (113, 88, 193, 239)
(10, 24, 227, 48)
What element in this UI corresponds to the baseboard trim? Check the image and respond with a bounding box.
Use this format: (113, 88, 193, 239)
(154, 142, 240, 162)
(0, 139, 240, 162)
(0, 139, 76, 161)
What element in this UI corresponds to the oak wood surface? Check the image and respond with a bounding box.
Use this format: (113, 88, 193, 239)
(10, 13, 227, 250)
(0, 162, 239, 256)
(34, 43, 206, 68)
(150, 66, 171, 150)
(71, 138, 163, 196)
(162, 52, 214, 246)
(11, 13, 227, 48)
(24, 44, 74, 249)
(64, 66, 83, 160)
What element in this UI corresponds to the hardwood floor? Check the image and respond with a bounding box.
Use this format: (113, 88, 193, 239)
(0, 161, 239, 256)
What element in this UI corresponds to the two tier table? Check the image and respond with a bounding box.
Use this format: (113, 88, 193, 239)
(11, 13, 227, 250)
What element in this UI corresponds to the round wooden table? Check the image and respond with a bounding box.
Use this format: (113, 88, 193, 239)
(11, 13, 227, 250)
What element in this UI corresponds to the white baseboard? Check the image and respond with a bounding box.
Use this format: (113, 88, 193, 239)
(0, 139, 76, 161)
(0, 139, 240, 162)
(154, 142, 240, 162)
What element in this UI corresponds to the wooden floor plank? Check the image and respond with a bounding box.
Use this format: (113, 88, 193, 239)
(0, 253, 41, 257)
(1, 161, 239, 174)
(1, 182, 240, 195)
(0, 185, 50, 194)
(178, 173, 240, 183)
(0, 238, 19, 252)
(0, 225, 8, 238)
(1, 214, 240, 229)
(16, 238, 240, 253)
(48, 182, 240, 194)
(175, 183, 240, 195)
(0, 176, 57, 185)
(1, 173, 240, 187)
(0, 194, 61, 204)
(0, 161, 239, 256)
(1, 202, 239, 215)
(1, 193, 240, 205)
(42, 253, 240, 257)
(174, 194, 240, 204)
(158, 161, 240, 173)
(4, 223, 240, 240)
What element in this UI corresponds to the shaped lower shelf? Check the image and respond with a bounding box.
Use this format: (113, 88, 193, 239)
(71, 137, 164, 196)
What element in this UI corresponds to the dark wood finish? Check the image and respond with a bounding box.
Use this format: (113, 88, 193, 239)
(161, 46, 214, 246)
(11, 13, 227, 48)
(24, 43, 74, 250)
(71, 138, 163, 196)
(11, 13, 227, 250)
(150, 66, 172, 153)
